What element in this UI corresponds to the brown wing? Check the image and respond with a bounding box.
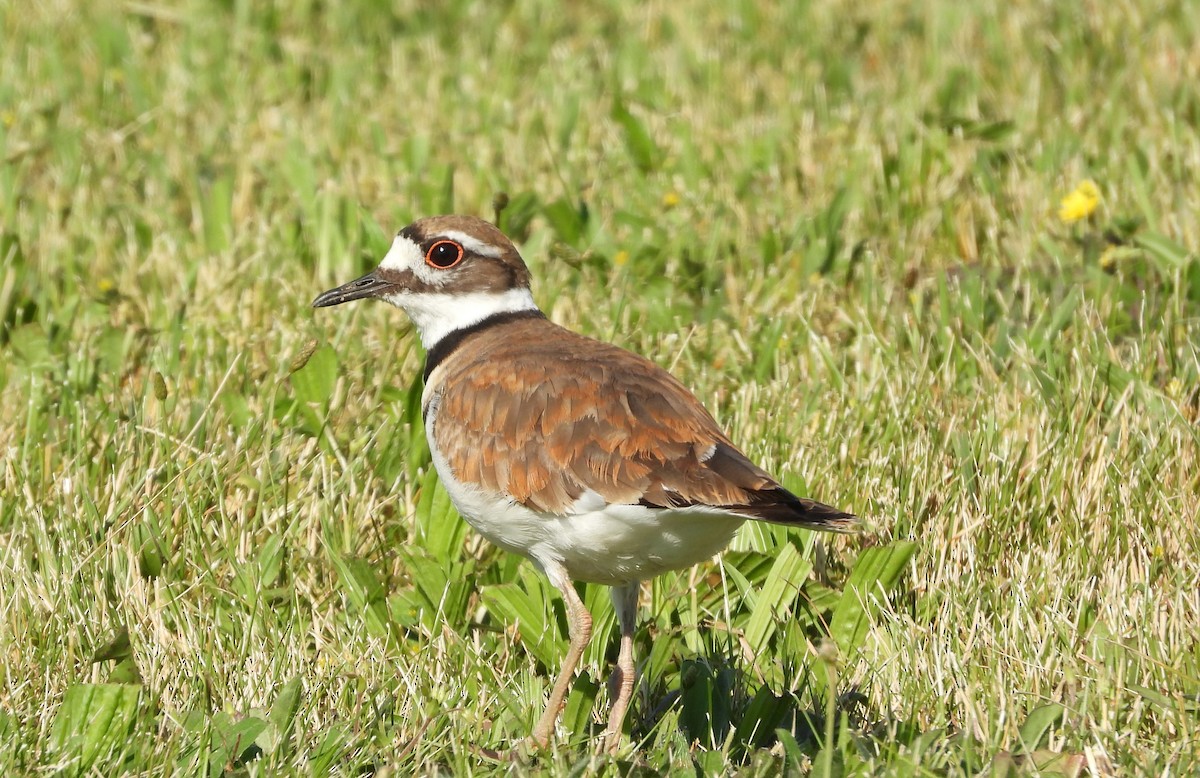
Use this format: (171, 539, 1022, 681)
(431, 319, 855, 532)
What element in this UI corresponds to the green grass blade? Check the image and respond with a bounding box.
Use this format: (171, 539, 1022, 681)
(830, 541, 918, 659)
(48, 684, 143, 775)
(744, 542, 814, 658)
(1016, 703, 1066, 752)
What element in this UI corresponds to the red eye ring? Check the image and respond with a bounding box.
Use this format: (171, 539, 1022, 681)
(425, 240, 464, 269)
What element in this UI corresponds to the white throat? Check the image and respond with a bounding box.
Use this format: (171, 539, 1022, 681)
(387, 287, 541, 349)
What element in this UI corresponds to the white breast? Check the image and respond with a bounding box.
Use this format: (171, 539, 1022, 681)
(422, 379, 746, 585)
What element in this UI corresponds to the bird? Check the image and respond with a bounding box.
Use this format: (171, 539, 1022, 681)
(312, 214, 856, 753)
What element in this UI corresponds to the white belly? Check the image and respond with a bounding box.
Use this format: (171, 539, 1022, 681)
(423, 399, 745, 585)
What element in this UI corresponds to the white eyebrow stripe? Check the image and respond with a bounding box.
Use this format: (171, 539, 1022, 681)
(438, 230, 505, 259)
(379, 234, 423, 272)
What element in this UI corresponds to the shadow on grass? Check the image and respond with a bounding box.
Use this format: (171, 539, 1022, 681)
(595, 644, 993, 775)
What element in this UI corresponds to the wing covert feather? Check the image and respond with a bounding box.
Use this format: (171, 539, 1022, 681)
(430, 319, 854, 530)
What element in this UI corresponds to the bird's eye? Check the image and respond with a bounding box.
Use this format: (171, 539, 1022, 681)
(425, 240, 464, 269)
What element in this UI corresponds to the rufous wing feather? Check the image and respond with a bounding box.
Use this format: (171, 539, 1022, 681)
(431, 318, 856, 531)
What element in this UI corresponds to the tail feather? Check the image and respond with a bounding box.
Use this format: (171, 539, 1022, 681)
(729, 488, 859, 532)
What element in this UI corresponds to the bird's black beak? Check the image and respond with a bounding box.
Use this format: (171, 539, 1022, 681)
(312, 270, 392, 308)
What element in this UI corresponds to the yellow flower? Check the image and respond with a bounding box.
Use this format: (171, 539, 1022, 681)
(613, 250, 629, 267)
(1099, 245, 1117, 272)
(1059, 180, 1100, 224)
(661, 191, 681, 209)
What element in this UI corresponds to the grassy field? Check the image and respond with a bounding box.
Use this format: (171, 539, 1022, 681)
(3, 0, 1199, 774)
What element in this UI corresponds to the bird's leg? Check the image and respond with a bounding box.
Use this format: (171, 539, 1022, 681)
(602, 581, 640, 753)
(530, 563, 593, 749)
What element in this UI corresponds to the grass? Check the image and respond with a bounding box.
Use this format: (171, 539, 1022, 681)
(2, 0, 1199, 774)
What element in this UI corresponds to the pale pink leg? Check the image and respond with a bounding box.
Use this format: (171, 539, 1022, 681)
(530, 563, 593, 749)
(603, 582, 639, 752)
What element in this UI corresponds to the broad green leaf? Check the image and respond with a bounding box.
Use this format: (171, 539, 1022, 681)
(744, 543, 813, 658)
(7, 323, 54, 371)
(1016, 703, 1065, 751)
(90, 627, 132, 664)
(94, 327, 130, 375)
(678, 659, 716, 747)
(198, 172, 233, 252)
(413, 467, 466, 565)
(678, 660, 734, 749)
(695, 748, 729, 773)
(107, 658, 142, 685)
(270, 678, 303, 732)
(732, 686, 788, 749)
(1128, 684, 1200, 716)
(611, 99, 660, 172)
(290, 345, 338, 405)
(815, 187, 852, 275)
(723, 550, 778, 595)
(401, 370, 432, 481)
(581, 582, 616, 669)
(561, 674, 600, 737)
(481, 574, 565, 668)
(48, 683, 143, 775)
(643, 616, 682, 691)
(391, 548, 474, 631)
(1136, 231, 1192, 270)
(495, 190, 540, 241)
(256, 676, 303, 755)
(806, 581, 842, 614)
(830, 541, 918, 658)
(721, 556, 757, 609)
(776, 728, 806, 770)
(327, 552, 396, 640)
(967, 118, 1016, 143)
(257, 534, 285, 587)
(543, 198, 586, 246)
(211, 715, 268, 775)
(813, 744, 846, 778)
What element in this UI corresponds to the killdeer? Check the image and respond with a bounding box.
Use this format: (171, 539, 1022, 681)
(313, 215, 855, 753)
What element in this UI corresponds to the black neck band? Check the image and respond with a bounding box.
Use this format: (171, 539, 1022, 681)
(422, 309, 546, 382)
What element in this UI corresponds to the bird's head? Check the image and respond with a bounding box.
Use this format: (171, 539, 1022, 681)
(312, 215, 539, 347)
